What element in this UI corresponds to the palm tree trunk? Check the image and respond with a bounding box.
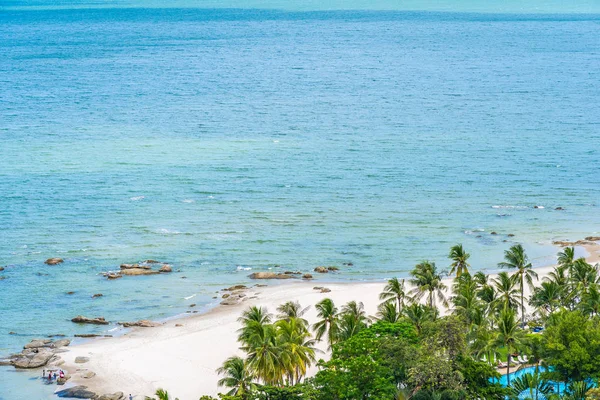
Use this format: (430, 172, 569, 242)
(507, 352, 511, 386)
(521, 277, 525, 328)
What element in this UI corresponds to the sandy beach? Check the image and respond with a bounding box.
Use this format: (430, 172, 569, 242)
(57, 243, 600, 400)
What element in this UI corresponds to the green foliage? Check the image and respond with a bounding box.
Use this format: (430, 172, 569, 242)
(252, 384, 317, 400)
(542, 310, 600, 382)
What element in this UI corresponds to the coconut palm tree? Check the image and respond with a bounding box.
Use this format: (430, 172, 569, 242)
(498, 244, 538, 327)
(379, 277, 408, 311)
(275, 317, 317, 385)
(277, 301, 310, 328)
(241, 322, 283, 385)
(237, 306, 273, 346)
(494, 307, 526, 385)
(507, 371, 553, 400)
(410, 261, 448, 309)
(579, 283, 600, 317)
(312, 298, 340, 349)
(530, 281, 562, 318)
(449, 244, 471, 277)
(492, 271, 519, 312)
(376, 301, 401, 323)
(216, 356, 258, 398)
(451, 273, 483, 327)
(570, 258, 598, 296)
(566, 380, 594, 400)
(338, 301, 369, 341)
(557, 246, 575, 270)
(145, 389, 179, 400)
(402, 303, 436, 334)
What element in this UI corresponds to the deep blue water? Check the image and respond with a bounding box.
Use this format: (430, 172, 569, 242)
(1, 6, 600, 399)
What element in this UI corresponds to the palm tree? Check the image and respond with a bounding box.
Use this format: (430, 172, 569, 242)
(145, 389, 179, 400)
(451, 273, 483, 327)
(570, 258, 598, 296)
(275, 317, 317, 385)
(379, 277, 408, 311)
(277, 301, 310, 328)
(449, 244, 471, 277)
(216, 356, 258, 398)
(566, 381, 594, 400)
(508, 371, 553, 400)
(312, 298, 340, 349)
(494, 307, 526, 385)
(557, 246, 575, 270)
(402, 303, 436, 334)
(237, 306, 273, 346)
(410, 261, 448, 309)
(498, 244, 538, 327)
(530, 281, 562, 318)
(241, 322, 283, 385)
(338, 301, 369, 341)
(376, 301, 401, 323)
(492, 271, 519, 312)
(580, 283, 600, 317)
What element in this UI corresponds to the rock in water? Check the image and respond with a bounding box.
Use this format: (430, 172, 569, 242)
(0, 266, 4, 271)
(585, 236, 600, 241)
(71, 316, 109, 325)
(248, 272, 293, 279)
(23, 339, 52, 349)
(119, 320, 161, 328)
(314, 266, 328, 273)
(45, 258, 64, 265)
(159, 264, 172, 273)
(302, 274, 313, 279)
(11, 349, 54, 368)
(92, 293, 103, 298)
(120, 268, 159, 276)
(55, 386, 97, 399)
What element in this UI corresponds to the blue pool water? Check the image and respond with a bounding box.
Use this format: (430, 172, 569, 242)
(1, 3, 600, 399)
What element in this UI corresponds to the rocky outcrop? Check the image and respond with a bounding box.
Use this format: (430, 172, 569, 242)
(23, 338, 70, 349)
(586, 236, 600, 241)
(11, 348, 55, 368)
(143, 260, 161, 264)
(105, 273, 122, 280)
(120, 268, 159, 276)
(75, 356, 90, 364)
(249, 272, 293, 279)
(119, 320, 161, 328)
(320, 288, 331, 293)
(159, 264, 172, 273)
(224, 285, 247, 291)
(74, 334, 112, 338)
(71, 316, 109, 325)
(55, 386, 97, 399)
(327, 266, 339, 271)
(283, 271, 301, 275)
(81, 371, 96, 379)
(553, 239, 598, 247)
(120, 263, 150, 270)
(302, 274, 313, 280)
(45, 258, 64, 265)
(314, 267, 328, 273)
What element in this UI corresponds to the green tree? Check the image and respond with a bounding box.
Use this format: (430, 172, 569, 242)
(507, 371, 553, 400)
(312, 298, 339, 349)
(410, 261, 448, 309)
(542, 310, 600, 382)
(580, 283, 600, 317)
(376, 301, 401, 323)
(275, 317, 317, 384)
(530, 281, 562, 318)
(403, 303, 436, 334)
(558, 246, 576, 270)
(492, 271, 519, 312)
(451, 273, 484, 327)
(494, 307, 526, 384)
(498, 244, 538, 327)
(379, 277, 408, 311)
(449, 244, 470, 278)
(338, 301, 369, 341)
(145, 389, 179, 400)
(216, 356, 258, 398)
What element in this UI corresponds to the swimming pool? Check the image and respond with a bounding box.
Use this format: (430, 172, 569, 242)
(495, 366, 567, 399)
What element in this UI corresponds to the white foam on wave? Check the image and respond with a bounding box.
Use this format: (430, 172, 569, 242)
(182, 199, 195, 203)
(130, 196, 145, 201)
(535, 205, 545, 209)
(184, 294, 196, 300)
(156, 228, 181, 235)
(464, 229, 485, 235)
(492, 205, 527, 209)
(236, 266, 252, 271)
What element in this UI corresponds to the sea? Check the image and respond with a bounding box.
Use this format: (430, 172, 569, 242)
(1, 0, 599, 398)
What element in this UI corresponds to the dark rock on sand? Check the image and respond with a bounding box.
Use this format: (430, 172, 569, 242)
(71, 316, 109, 325)
(81, 371, 96, 379)
(119, 320, 161, 328)
(55, 386, 97, 399)
(302, 274, 313, 279)
(75, 356, 90, 364)
(249, 272, 293, 279)
(586, 236, 600, 241)
(320, 288, 332, 293)
(45, 258, 64, 265)
(314, 267, 328, 273)
(224, 285, 247, 291)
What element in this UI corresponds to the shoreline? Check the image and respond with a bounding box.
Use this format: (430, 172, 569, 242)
(50, 241, 600, 399)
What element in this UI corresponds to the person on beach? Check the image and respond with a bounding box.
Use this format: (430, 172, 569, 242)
(42, 369, 46, 378)
(129, 394, 133, 400)
(48, 371, 52, 381)
(59, 370, 64, 379)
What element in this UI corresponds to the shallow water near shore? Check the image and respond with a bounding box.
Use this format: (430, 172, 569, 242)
(1, 4, 600, 399)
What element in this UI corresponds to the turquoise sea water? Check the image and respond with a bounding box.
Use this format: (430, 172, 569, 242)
(1, 3, 600, 399)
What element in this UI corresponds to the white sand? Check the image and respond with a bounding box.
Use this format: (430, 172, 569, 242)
(58, 244, 600, 400)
